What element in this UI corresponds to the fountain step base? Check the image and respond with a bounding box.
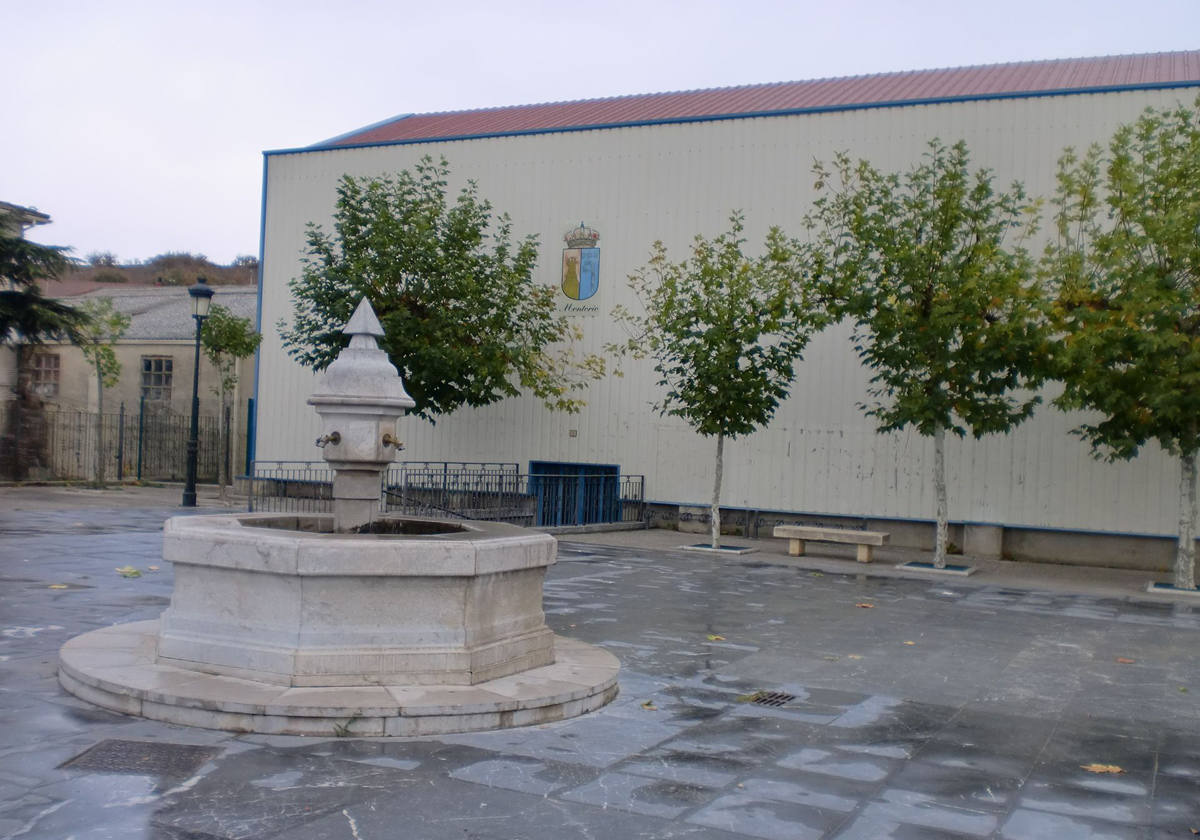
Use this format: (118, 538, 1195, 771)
(58, 620, 619, 737)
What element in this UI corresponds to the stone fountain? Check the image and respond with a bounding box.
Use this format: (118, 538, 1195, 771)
(58, 299, 618, 736)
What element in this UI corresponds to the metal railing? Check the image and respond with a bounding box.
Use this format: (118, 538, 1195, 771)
(246, 461, 518, 514)
(387, 471, 646, 527)
(247, 460, 645, 527)
(0, 402, 237, 483)
(244, 461, 334, 512)
(385, 461, 520, 487)
(384, 469, 537, 524)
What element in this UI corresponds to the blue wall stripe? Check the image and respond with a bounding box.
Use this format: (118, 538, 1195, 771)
(249, 153, 269, 469)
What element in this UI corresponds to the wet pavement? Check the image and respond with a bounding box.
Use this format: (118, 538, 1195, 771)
(0, 491, 1198, 838)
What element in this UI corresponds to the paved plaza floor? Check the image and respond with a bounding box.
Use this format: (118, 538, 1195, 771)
(0, 486, 1197, 838)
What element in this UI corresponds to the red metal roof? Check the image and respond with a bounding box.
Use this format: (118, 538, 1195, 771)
(326, 51, 1200, 149)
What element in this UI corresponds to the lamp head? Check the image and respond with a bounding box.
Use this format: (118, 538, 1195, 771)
(188, 276, 214, 319)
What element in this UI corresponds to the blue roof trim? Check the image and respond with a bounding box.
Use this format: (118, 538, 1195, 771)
(311, 112, 416, 147)
(264, 80, 1200, 157)
(249, 153, 269, 467)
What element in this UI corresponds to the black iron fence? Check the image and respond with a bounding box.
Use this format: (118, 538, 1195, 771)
(385, 469, 537, 524)
(0, 400, 240, 483)
(247, 460, 646, 528)
(246, 461, 519, 514)
(244, 461, 333, 513)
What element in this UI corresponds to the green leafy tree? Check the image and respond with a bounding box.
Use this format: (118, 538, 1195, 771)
(1044, 98, 1200, 590)
(76, 299, 130, 488)
(610, 212, 826, 549)
(280, 156, 603, 420)
(808, 140, 1048, 568)
(201, 304, 261, 499)
(0, 230, 88, 356)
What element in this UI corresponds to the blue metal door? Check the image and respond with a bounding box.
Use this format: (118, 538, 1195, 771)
(529, 461, 620, 526)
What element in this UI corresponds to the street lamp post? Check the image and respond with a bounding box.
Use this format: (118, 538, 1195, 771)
(182, 277, 214, 507)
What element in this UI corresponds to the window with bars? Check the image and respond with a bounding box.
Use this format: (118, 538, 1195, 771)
(28, 352, 60, 397)
(141, 356, 173, 401)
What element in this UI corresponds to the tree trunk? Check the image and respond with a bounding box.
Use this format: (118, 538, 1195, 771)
(932, 423, 948, 569)
(1175, 451, 1197, 591)
(711, 432, 724, 550)
(94, 366, 106, 489)
(218, 398, 230, 503)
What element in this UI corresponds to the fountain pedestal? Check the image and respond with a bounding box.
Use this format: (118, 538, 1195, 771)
(307, 297, 417, 532)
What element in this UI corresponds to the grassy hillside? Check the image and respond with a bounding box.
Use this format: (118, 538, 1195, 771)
(68, 252, 257, 287)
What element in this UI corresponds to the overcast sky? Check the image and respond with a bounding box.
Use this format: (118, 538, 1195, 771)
(5, 0, 1199, 265)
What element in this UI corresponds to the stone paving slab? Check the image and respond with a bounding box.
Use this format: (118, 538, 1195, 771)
(0, 493, 1198, 838)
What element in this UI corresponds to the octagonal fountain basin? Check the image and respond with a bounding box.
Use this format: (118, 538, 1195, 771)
(58, 513, 619, 736)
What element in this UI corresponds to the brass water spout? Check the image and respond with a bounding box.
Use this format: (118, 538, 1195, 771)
(382, 433, 404, 451)
(315, 431, 341, 448)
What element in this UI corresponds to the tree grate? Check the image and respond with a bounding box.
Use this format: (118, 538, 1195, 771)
(747, 690, 797, 707)
(60, 739, 220, 778)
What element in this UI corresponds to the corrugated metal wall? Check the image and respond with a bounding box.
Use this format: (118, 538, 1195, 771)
(257, 88, 1195, 537)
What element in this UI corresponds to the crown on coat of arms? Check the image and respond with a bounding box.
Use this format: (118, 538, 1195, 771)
(564, 222, 600, 248)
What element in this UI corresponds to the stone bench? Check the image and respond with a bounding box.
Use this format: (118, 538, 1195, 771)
(772, 525, 890, 564)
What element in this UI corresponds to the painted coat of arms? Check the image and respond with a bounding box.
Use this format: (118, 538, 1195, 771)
(561, 222, 600, 301)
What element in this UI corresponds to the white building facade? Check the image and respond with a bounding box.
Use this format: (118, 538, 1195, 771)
(255, 53, 1200, 567)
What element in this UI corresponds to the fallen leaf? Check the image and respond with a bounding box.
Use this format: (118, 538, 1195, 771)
(48, 584, 68, 590)
(822, 655, 840, 661)
(854, 603, 875, 609)
(1116, 657, 1135, 664)
(1080, 763, 1125, 774)
(808, 572, 824, 577)
(147, 565, 160, 572)
(1189, 828, 1198, 835)
(1180, 687, 1189, 693)
(848, 654, 863, 660)
(641, 700, 657, 711)
(706, 634, 725, 641)
(903, 641, 916, 646)
(115, 566, 141, 579)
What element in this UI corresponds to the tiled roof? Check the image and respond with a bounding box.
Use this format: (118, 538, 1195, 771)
(69, 287, 258, 341)
(325, 51, 1200, 149)
(0, 200, 51, 233)
(0, 200, 50, 224)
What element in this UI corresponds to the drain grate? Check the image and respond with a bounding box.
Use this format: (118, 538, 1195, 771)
(746, 690, 797, 707)
(60, 739, 220, 778)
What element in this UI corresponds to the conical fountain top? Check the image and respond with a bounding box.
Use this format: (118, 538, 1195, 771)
(308, 298, 415, 411)
(343, 296, 384, 342)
